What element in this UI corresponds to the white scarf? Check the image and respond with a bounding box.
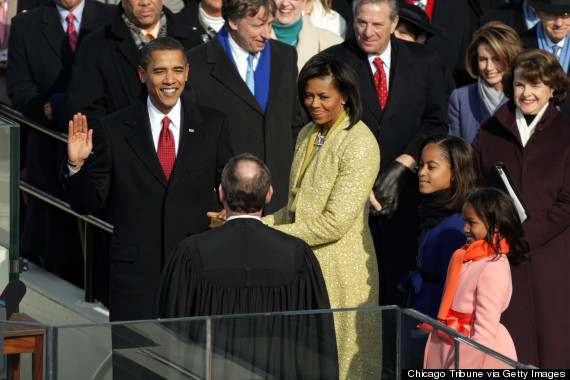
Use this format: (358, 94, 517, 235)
(515, 102, 550, 147)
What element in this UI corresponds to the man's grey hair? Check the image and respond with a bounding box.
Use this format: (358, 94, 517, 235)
(353, 0, 398, 21)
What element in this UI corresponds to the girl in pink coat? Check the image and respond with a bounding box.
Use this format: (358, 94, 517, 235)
(424, 188, 529, 369)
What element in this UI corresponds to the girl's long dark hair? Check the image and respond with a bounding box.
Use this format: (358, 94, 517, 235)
(417, 135, 484, 211)
(466, 188, 530, 266)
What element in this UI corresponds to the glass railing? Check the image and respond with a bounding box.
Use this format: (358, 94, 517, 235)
(0, 103, 112, 297)
(0, 306, 532, 380)
(0, 117, 19, 281)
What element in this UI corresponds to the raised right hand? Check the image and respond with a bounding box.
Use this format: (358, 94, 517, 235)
(67, 113, 93, 170)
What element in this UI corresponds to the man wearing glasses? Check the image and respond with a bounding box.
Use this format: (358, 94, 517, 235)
(522, 0, 570, 116)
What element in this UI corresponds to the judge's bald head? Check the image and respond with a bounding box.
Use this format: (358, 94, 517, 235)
(221, 153, 273, 213)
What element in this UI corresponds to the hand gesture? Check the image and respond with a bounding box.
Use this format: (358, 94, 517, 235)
(67, 113, 93, 170)
(207, 209, 227, 228)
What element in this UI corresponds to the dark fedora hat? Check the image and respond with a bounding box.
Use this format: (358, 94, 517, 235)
(397, 2, 446, 38)
(527, 0, 570, 14)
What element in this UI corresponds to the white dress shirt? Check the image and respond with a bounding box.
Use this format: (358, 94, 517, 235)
(367, 41, 392, 92)
(546, 37, 565, 58)
(56, 0, 85, 33)
(226, 215, 262, 222)
(198, 3, 225, 35)
(228, 33, 261, 82)
(147, 96, 182, 156)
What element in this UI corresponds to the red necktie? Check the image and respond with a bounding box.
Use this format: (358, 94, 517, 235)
(373, 57, 388, 111)
(157, 116, 175, 181)
(66, 14, 78, 53)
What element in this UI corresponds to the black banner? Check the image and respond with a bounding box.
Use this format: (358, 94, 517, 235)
(403, 369, 568, 380)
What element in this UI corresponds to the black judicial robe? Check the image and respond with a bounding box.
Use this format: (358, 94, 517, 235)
(155, 218, 338, 380)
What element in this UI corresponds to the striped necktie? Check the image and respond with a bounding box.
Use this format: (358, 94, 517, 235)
(66, 14, 78, 53)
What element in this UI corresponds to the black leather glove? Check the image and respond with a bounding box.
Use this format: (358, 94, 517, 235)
(370, 161, 413, 218)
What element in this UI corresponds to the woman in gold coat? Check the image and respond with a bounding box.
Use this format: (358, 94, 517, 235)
(263, 53, 381, 379)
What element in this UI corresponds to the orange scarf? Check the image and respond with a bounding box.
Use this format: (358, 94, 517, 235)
(419, 235, 509, 343)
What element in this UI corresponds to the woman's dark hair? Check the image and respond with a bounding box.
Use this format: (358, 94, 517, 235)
(417, 135, 484, 210)
(297, 53, 362, 129)
(466, 188, 530, 266)
(465, 21, 523, 80)
(502, 49, 570, 106)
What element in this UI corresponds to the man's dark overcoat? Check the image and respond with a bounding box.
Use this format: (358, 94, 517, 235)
(185, 37, 301, 213)
(62, 96, 232, 321)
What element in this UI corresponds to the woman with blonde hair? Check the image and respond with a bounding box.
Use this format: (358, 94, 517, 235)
(272, 0, 342, 70)
(303, 0, 347, 38)
(448, 21, 523, 143)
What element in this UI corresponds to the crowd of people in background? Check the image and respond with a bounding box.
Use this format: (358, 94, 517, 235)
(2, 0, 570, 375)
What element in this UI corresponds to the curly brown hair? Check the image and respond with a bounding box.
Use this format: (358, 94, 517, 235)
(502, 49, 570, 105)
(465, 21, 523, 80)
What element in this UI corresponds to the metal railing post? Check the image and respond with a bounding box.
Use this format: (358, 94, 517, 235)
(8, 121, 20, 281)
(84, 222, 94, 303)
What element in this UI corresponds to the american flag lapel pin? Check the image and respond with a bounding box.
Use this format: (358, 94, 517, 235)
(189, 128, 195, 133)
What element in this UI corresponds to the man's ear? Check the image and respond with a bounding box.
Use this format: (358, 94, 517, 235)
(219, 184, 226, 203)
(228, 18, 239, 31)
(137, 65, 146, 84)
(265, 185, 274, 205)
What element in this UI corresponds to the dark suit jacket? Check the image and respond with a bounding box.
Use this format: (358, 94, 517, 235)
(156, 217, 339, 379)
(17, 0, 50, 14)
(64, 3, 203, 128)
(324, 36, 447, 306)
(62, 96, 232, 321)
(521, 25, 570, 118)
(324, 36, 447, 174)
(480, 2, 527, 36)
(8, 0, 115, 274)
(175, 0, 208, 41)
(7, 0, 115, 124)
(428, 0, 475, 87)
(186, 37, 302, 213)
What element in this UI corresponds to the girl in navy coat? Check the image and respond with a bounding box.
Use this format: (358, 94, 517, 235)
(401, 135, 483, 318)
(400, 135, 483, 367)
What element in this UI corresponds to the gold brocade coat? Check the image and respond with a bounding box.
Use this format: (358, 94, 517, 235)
(264, 115, 382, 379)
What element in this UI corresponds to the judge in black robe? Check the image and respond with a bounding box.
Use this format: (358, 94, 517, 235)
(155, 153, 338, 380)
